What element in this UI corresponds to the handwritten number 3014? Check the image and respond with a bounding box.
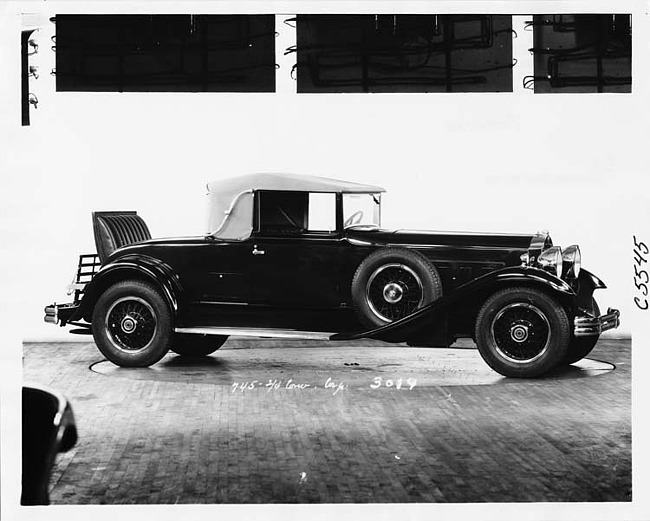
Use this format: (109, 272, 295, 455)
(370, 377, 417, 390)
(634, 235, 649, 310)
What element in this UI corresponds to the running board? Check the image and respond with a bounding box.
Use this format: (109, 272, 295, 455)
(174, 327, 334, 341)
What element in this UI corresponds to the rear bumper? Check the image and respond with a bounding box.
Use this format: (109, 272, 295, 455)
(44, 303, 79, 326)
(574, 308, 620, 337)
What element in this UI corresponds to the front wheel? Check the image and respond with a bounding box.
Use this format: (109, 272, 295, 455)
(92, 280, 172, 367)
(171, 334, 228, 357)
(475, 287, 570, 378)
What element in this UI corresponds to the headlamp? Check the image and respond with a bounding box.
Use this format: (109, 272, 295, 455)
(561, 245, 581, 279)
(537, 246, 563, 278)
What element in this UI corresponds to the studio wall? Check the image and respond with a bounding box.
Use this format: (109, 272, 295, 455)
(4, 2, 646, 342)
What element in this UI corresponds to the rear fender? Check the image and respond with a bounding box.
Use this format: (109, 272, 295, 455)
(73, 254, 182, 322)
(331, 266, 575, 342)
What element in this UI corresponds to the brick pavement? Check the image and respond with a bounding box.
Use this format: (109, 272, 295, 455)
(22, 338, 631, 504)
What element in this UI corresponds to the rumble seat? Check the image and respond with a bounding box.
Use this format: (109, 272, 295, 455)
(92, 211, 152, 263)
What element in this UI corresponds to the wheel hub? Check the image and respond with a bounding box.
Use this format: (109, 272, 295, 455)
(366, 263, 424, 323)
(120, 316, 137, 334)
(510, 323, 529, 343)
(105, 296, 158, 353)
(383, 283, 404, 304)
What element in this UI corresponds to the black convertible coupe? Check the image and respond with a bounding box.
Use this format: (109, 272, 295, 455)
(45, 173, 619, 377)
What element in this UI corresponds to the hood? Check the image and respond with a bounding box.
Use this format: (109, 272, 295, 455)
(344, 228, 551, 267)
(344, 228, 547, 250)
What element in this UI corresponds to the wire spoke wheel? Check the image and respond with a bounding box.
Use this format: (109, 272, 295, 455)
(105, 296, 158, 353)
(491, 303, 550, 363)
(352, 248, 442, 329)
(475, 287, 570, 378)
(93, 280, 172, 367)
(366, 263, 423, 323)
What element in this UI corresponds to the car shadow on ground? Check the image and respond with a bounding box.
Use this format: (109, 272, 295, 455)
(88, 345, 615, 387)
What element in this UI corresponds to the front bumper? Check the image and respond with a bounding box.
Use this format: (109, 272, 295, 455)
(574, 308, 620, 337)
(44, 303, 79, 326)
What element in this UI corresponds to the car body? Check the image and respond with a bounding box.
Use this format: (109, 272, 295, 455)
(45, 173, 620, 377)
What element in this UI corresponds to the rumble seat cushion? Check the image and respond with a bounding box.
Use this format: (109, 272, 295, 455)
(92, 211, 151, 263)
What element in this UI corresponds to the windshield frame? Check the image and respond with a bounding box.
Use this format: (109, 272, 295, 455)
(341, 192, 382, 230)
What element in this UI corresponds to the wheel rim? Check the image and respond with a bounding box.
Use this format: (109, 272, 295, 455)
(105, 296, 158, 353)
(366, 263, 423, 323)
(490, 303, 551, 364)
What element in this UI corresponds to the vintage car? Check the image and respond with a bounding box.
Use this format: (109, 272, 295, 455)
(44, 173, 619, 377)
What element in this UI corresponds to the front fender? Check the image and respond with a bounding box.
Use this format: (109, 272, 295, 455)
(573, 268, 606, 310)
(75, 254, 183, 321)
(577, 268, 606, 290)
(331, 265, 575, 342)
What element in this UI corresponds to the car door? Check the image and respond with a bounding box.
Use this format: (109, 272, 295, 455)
(247, 234, 348, 308)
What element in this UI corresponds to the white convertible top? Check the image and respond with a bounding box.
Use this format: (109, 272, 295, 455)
(206, 173, 385, 240)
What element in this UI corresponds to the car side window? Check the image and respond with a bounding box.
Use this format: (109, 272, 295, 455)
(307, 193, 336, 232)
(258, 191, 308, 235)
(257, 191, 337, 236)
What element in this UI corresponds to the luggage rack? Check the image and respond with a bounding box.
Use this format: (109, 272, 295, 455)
(67, 254, 101, 304)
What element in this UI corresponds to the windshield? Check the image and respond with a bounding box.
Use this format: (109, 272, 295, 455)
(343, 193, 381, 228)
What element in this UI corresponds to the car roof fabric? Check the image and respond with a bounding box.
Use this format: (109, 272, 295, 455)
(206, 173, 385, 240)
(207, 173, 385, 196)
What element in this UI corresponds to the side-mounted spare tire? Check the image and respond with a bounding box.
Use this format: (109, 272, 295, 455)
(351, 248, 443, 328)
(474, 287, 570, 378)
(92, 280, 173, 367)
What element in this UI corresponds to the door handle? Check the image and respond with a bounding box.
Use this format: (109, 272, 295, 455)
(252, 245, 265, 256)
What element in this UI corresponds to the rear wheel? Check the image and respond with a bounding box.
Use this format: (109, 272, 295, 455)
(475, 287, 570, 378)
(171, 334, 228, 357)
(92, 280, 172, 367)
